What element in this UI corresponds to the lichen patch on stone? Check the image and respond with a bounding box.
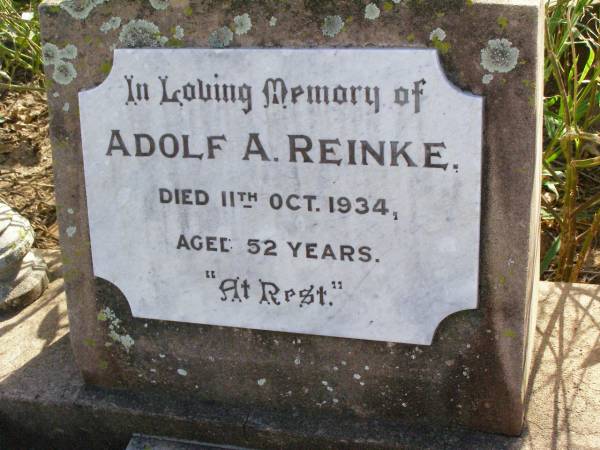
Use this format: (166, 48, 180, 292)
(43, 41, 79, 86)
(233, 13, 252, 35)
(173, 25, 184, 40)
(98, 306, 135, 352)
(119, 19, 166, 48)
(43, 44, 78, 86)
(208, 26, 233, 48)
(60, 0, 108, 20)
(58, 44, 78, 60)
(42, 43, 60, 65)
(322, 15, 344, 38)
(364, 3, 380, 20)
(149, 0, 169, 11)
(481, 38, 519, 73)
(429, 27, 446, 42)
(100, 16, 121, 33)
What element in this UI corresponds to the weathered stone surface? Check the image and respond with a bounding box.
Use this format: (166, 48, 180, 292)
(39, 0, 544, 437)
(0, 204, 48, 311)
(127, 434, 246, 450)
(0, 250, 66, 383)
(0, 205, 34, 276)
(0, 203, 12, 235)
(0, 250, 49, 312)
(1, 278, 599, 449)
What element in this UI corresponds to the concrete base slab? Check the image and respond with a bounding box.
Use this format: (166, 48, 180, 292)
(0, 252, 598, 449)
(127, 434, 253, 450)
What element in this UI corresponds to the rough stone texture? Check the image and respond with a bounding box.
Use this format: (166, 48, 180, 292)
(2, 275, 598, 449)
(0, 204, 48, 311)
(0, 204, 12, 235)
(0, 250, 66, 382)
(0, 250, 49, 311)
(127, 434, 250, 450)
(0, 204, 34, 275)
(39, 0, 544, 436)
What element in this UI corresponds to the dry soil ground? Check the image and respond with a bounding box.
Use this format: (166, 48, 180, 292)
(0, 89, 58, 249)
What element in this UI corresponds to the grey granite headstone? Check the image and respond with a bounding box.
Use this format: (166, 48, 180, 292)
(40, 0, 543, 441)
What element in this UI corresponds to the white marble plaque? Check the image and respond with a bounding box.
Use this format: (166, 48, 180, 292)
(79, 48, 482, 345)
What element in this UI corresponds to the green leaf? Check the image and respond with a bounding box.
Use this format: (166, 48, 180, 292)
(541, 237, 561, 274)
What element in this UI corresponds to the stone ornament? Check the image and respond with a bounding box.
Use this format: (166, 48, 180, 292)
(0, 203, 48, 311)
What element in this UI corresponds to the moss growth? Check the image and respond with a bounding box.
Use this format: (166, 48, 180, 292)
(100, 61, 112, 75)
(502, 328, 517, 338)
(165, 38, 185, 47)
(432, 39, 451, 54)
(301, 0, 364, 18)
(83, 338, 97, 347)
(42, 4, 62, 15)
(406, 0, 466, 15)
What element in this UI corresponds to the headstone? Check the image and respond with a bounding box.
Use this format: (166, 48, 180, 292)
(39, 0, 543, 441)
(0, 203, 48, 311)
